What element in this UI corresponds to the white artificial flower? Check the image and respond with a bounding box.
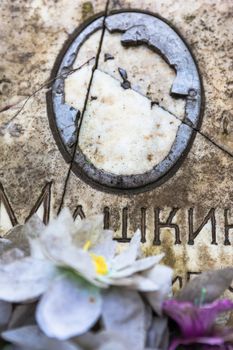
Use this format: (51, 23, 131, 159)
(28, 208, 172, 293)
(0, 208, 172, 343)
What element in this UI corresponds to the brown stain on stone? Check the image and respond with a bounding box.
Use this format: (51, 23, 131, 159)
(147, 154, 153, 162)
(100, 95, 115, 105)
(183, 14, 196, 23)
(142, 229, 181, 268)
(82, 1, 94, 20)
(197, 244, 216, 270)
(144, 134, 153, 140)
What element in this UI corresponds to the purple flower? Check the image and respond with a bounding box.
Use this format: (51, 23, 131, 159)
(163, 299, 233, 350)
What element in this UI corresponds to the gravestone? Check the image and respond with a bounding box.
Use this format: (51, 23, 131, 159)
(0, 0, 233, 293)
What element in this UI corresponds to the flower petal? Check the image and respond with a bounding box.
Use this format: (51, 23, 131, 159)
(0, 257, 57, 302)
(5, 225, 30, 256)
(111, 229, 141, 270)
(146, 317, 168, 349)
(24, 214, 45, 239)
(167, 335, 225, 350)
(143, 265, 173, 314)
(0, 238, 13, 255)
(102, 287, 146, 350)
(39, 208, 77, 261)
(74, 215, 104, 248)
(36, 276, 102, 340)
(8, 303, 36, 329)
(24, 215, 45, 259)
(75, 330, 131, 350)
(111, 254, 164, 278)
(46, 245, 108, 288)
(47, 246, 95, 278)
(1, 248, 24, 264)
(176, 268, 233, 303)
(42, 208, 75, 247)
(40, 211, 104, 286)
(163, 299, 233, 338)
(2, 325, 79, 350)
(203, 346, 233, 350)
(0, 300, 12, 328)
(101, 274, 159, 291)
(91, 230, 116, 260)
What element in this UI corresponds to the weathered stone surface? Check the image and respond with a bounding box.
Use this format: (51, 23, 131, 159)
(59, 0, 233, 292)
(0, 0, 107, 226)
(65, 30, 102, 112)
(61, 131, 233, 292)
(109, 0, 233, 154)
(68, 69, 181, 175)
(1, 0, 233, 298)
(97, 30, 186, 119)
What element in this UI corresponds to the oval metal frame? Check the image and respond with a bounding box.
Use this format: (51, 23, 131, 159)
(47, 10, 203, 194)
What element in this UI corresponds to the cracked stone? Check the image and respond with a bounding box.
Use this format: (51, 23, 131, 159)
(0, 0, 107, 224)
(108, 0, 233, 155)
(60, 1, 233, 301)
(98, 31, 186, 119)
(65, 30, 102, 113)
(76, 69, 181, 175)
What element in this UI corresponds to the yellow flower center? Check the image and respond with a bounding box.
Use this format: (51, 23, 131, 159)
(91, 254, 108, 275)
(83, 240, 91, 251)
(83, 240, 108, 275)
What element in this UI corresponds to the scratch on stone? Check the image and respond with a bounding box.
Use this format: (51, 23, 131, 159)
(0, 56, 95, 129)
(0, 104, 17, 113)
(57, 0, 111, 213)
